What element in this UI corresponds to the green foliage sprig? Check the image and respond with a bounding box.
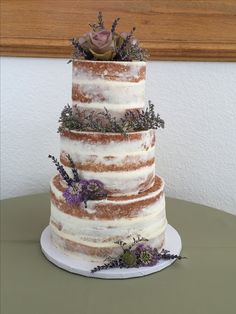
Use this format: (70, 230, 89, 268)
(58, 101, 164, 134)
(58, 105, 83, 132)
(121, 101, 164, 131)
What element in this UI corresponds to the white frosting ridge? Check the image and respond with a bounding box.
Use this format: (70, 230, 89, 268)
(60, 130, 155, 155)
(64, 165, 155, 195)
(72, 60, 146, 115)
(61, 146, 155, 167)
(50, 176, 167, 248)
(50, 199, 166, 247)
(72, 82, 145, 105)
(50, 217, 167, 248)
(73, 78, 145, 86)
(72, 101, 144, 110)
(71, 167, 153, 195)
(60, 129, 156, 195)
(50, 175, 164, 206)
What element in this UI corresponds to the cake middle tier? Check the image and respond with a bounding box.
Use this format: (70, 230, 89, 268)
(60, 129, 156, 196)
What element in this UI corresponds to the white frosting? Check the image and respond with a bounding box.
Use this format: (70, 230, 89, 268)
(61, 146, 155, 168)
(64, 164, 154, 195)
(73, 81, 144, 105)
(72, 101, 144, 110)
(50, 204, 166, 247)
(72, 61, 146, 114)
(50, 175, 164, 205)
(73, 77, 145, 86)
(50, 182, 167, 248)
(61, 130, 155, 155)
(60, 130, 156, 194)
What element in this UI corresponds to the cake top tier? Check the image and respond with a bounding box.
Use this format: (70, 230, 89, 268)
(72, 59, 146, 117)
(70, 12, 148, 62)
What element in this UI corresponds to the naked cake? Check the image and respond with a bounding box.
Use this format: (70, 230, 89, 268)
(47, 13, 174, 269)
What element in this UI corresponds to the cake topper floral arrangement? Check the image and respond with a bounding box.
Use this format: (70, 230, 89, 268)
(48, 154, 107, 206)
(71, 12, 148, 61)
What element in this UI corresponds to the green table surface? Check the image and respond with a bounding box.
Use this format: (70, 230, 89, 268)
(1, 194, 236, 314)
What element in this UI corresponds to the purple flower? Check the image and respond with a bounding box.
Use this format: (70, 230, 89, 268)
(63, 180, 88, 205)
(87, 179, 104, 192)
(86, 179, 107, 199)
(135, 244, 160, 267)
(63, 177, 107, 206)
(77, 179, 89, 191)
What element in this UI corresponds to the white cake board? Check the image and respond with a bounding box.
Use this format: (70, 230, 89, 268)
(40, 224, 182, 279)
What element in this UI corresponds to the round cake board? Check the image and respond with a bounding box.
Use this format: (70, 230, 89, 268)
(40, 224, 182, 279)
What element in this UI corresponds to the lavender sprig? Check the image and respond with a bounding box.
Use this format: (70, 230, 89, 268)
(58, 104, 84, 133)
(91, 259, 120, 273)
(120, 41, 148, 62)
(89, 12, 104, 31)
(97, 11, 104, 30)
(101, 108, 126, 135)
(71, 38, 86, 58)
(85, 111, 107, 132)
(111, 17, 120, 33)
(158, 249, 185, 260)
(66, 154, 80, 182)
(48, 155, 73, 186)
(117, 27, 136, 59)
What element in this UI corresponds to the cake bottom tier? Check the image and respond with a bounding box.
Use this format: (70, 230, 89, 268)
(50, 175, 167, 262)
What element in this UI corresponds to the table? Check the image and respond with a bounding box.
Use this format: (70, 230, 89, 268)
(1, 193, 236, 314)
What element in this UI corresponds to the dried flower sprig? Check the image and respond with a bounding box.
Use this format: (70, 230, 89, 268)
(97, 11, 105, 30)
(66, 154, 80, 182)
(48, 155, 73, 186)
(48, 154, 107, 206)
(70, 38, 92, 61)
(111, 17, 120, 33)
(101, 108, 126, 135)
(58, 104, 84, 133)
(58, 102, 164, 134)
(122, 101, 165, 131)
(89, 11, 105, 32)
(116, 27, 136, 60)
(91, 237, 185, 273)
(85, 110, 108, 133)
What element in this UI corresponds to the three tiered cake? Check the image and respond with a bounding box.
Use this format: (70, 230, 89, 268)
(41, 13, 182, 276)
(50, 60, 167, 262)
